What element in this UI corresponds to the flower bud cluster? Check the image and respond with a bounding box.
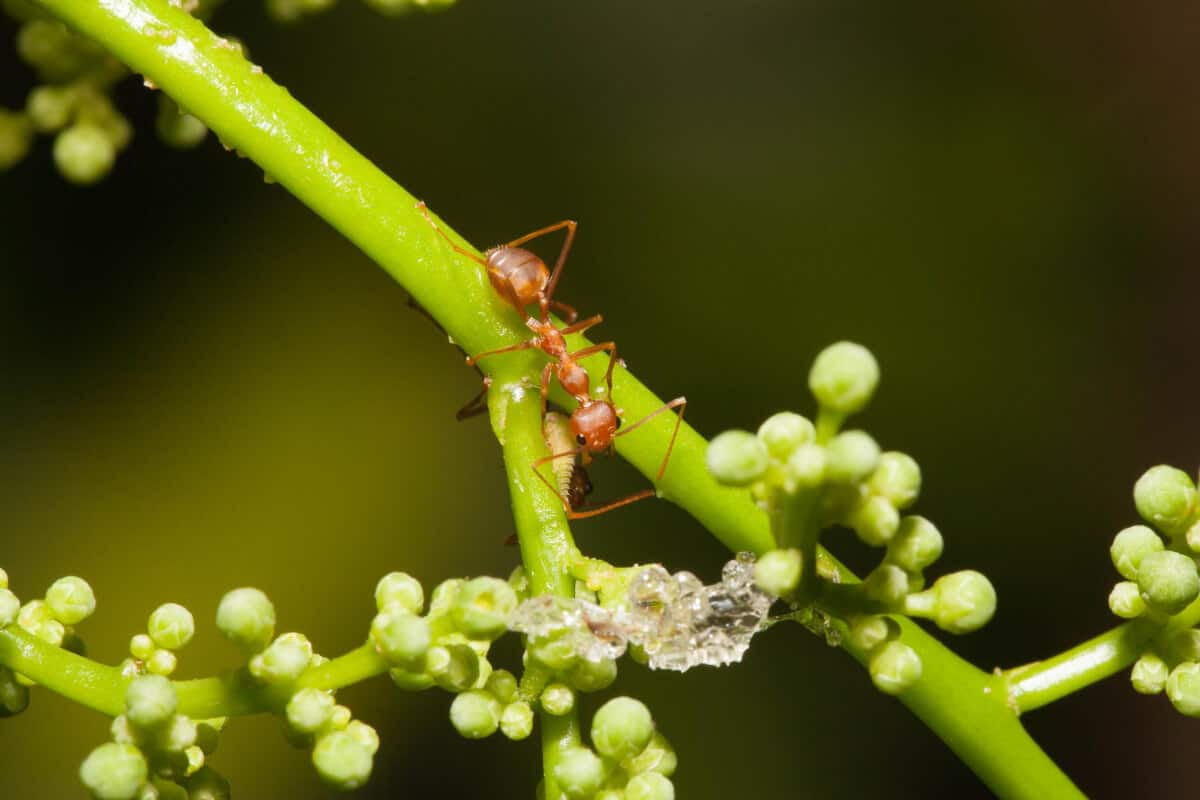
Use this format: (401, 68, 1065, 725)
(1108, 465, 1200, 715)
(125, 603, 196, 678)
(7, 574, 98, 690)
(80, 675, 227, 800)
(706, 343, 996, 696)
(545, 697, 676, 800)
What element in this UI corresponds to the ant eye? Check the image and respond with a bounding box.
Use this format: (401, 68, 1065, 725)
(576, 434, 587, 446)
(615, 417, 622, 430)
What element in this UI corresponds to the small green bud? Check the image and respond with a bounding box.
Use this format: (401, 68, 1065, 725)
(907, 571, 996, 634)
(566, 657, 618, 693)
(286, 688, 335, 734)
(0, 109, 33, 170)
(374, 572, 424, 614)
(428, 578, 465, 618)
(110, 715, 135, 745)
(1167, 661, 1200, 717)
(869, 640, 922, 695)
(0, 568, 7, 589)
(130, 634, 155, 660)
(249, 633, 313, 684)
(1135, 465, 1198, 535)
(508, 566, 531, 602)
(427, 643, 479, 692)
(126, 674, 176, 729)
(484, 669, 519, 704)
(80, 742, 148, 800)
(1131, 653, 1169, 695)
(808, 341, 879, 415)
(54, 123, 116, 185)
(157, 714, 197, 753)
(1136, 550, 1200, 616)
(1108, 581, 1145, 619)
(0, 588, 19, 627)
(45, 576, 96, 625)
(624, 732, 677, 777)
(754, 549, 802, 597)
(215, 588, 275, 653)
(453, 577, 518, 640)
(154, 97, 207, 149)
(785, 443, 827, 489)
(886, 516, 943, 574)
(707, 430, 769, 487)
(184, 767, 230, 800)
(26, 85, 74, 132)
(540, 683, 575, 716)
(371, 609, 431, 668)
(529, 635, 579, 672)
(449, 689, 501, 738)
(847, 615, 894, 653)
(863, 565, 909, 606)
(1110, 525, 1164, 581)
(312, 730, 373, 790)
(626, 773, 675, 800)
(868, 452, 921, 509)
(345, 720, 379, 754)
(146, 648, 178, 676)
(500, 700, 534, 740)
(825, 431, 881, 484)
(756, 412, 815, 459)
(1187, 521, 1200, 554)
(592, 697, 654, 761)
(328, 704, 352, 731)
(388, 666, 435, 691)
(147, 603, 194, 651)
(554, 747, 606, 799)
(849, 495, 901, 546)
(0, 667, 30, 716)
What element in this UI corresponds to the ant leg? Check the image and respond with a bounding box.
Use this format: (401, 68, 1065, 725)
(539, 361, 555, 418)
(465, 338, 538, 367)
(569, 341, 620, 397)
(564, 489, 657, 520)
(499, 220, 578, 321)
(614, 397, 688, 480)
(455, 377, 492, 421)
(551, 299, 579, 324)
(416, 201, 489, 267)
(559, 313, 603, 336)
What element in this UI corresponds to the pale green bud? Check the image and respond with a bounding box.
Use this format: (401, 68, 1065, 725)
(554, 747, 606, 799)
(1135, 465, 1198, 535)
(847, 615, 894, 653)
(54, 123, 116, 185)
(887, 516, 943, 573)
(0, 109, 33, 170)
(79, 742, 147, 800)
(374, 572, 424, 614)
(249, 633, 313, 684)
(863, 565, 909, 606)
(0, 666, 30, 716)
(286, 688, 335, 734)
(184, 767, 230, 800)
(868, 452, 921, 509)
(0, 588, 19, 627)
(154, 96, 207, 149)
(449, 689, 501, 738)
(453, 577, 517, 640)
(825, 431, 880, 484)
(500, 700, 534, 740)
(850, 495, 901, 546)
(26, 85, 74, 132)
(540, 683, 575, 716)
(707, 430, 769, 487)
(753, 548, 802, 597)
(1167, 661, 1200, 717)
(427, 643, 479, 692)
(370, 609, 430, 668)
(1136, 550, 1200, 615)
(427, 578, 464, 618)
(148, 603, 194, 651)
(566, 657, 618, 693)
(592, 697, 654, 761)
(868, 640, 922, 695)
(146, 648, 178, 676)
(130, 634, 155, 661)
(785, 444, 827, 489)
(623, 732, 677, 777)
(125, 675, 176, 729)
(1110, 525, 1164, 581)
(45, 576, 96, 625)
(1108, 581, 1145, 619)
(1187, 521, 1200, 554)
(906, 571, 996, 634)
(756, 412, 814, 459)
(157, 714, 197, 753)
(312, 730, 373, 790)
(388, 666, 435, 691)
(626, 773, 675, 800)
(808, 341, 879, 414)
(215, 588, 275, 653)
(1131, 653, 1169, 695)
(529, 634, 579, 672)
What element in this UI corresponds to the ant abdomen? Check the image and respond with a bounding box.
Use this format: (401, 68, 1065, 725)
(486, 247, 548, 310)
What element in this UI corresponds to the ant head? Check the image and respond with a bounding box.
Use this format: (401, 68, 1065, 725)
(569, 400, 619, 454)
(487, 247, 549, 311)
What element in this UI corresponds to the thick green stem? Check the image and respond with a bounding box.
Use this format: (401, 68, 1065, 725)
(0, 627, 126, 716)
(488, 361, 581, 798)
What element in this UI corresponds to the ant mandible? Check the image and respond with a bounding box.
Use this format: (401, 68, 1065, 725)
(416, 202, 687, 519)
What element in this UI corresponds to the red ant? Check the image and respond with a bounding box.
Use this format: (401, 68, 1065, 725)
(416, 202, 687, 519)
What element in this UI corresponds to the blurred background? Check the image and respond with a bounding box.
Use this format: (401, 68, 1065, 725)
(2, 1, 1198, 797)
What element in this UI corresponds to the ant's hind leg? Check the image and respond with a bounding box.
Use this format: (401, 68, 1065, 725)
(455, 378, 492, 421)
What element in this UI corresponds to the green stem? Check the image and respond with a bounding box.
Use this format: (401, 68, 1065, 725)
(488, 361, 581, 798)
(0, 627, 126, 716)
(1003, 596, 1200, 713)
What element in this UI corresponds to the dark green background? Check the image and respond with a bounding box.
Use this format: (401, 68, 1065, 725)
(2, 1, 1198, 797)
